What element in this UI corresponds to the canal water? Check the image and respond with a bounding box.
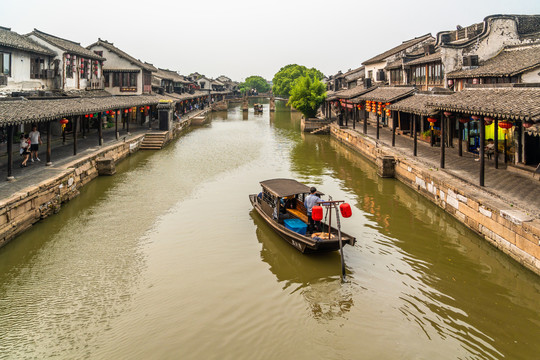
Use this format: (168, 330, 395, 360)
(0, 100, 539, 359)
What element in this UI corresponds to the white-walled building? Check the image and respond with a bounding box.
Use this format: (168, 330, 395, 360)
(0, 26, 56, 93)
(27, 29, 105, 92)
(87, 39, 156, 95)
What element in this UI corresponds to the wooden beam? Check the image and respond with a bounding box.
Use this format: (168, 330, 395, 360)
(73, 116, 78, 155)
(414, 115, 418, 156)
(98, 112, 103, 146)
(494, 118, 498, 168)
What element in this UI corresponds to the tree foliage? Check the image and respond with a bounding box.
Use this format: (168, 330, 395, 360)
(287, 76, 326, 119)
(238, 75, 270, 94)
(272, 64, 324, 97)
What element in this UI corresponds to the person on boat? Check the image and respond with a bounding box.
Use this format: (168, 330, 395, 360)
(304, 187, 321, 233)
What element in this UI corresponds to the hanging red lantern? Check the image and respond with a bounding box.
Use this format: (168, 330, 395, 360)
(498, 121, 513, 129)
(471, 115, 480, 121)
(146, 106, 150, 110)
(59, 118, 69, 125)
(105, 110, 109, 114)
(522, 120, 534, 128)
(385, 102, 391, 106)
(90, 114, 94, 118)
(484, 117, 493, 125)
(427, 117, 437, 123)
(459, 118, 470, 124)
(312, 206, 323, 222)
(84, 114, 89, 118)
(339, 203, 352, 218)
(124, 109, 128, 113)
(444, 111, 452, 117)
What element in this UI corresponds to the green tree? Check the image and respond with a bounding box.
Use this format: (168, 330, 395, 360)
(238, 75, 270, 93)
(287, 76, 326, 118)
(272, 64, 324, 97)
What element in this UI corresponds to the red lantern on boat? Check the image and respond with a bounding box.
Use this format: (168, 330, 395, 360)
(498, 121, 513, 129)
(339, 203, 352, 218)
(312, 206, 323, 222)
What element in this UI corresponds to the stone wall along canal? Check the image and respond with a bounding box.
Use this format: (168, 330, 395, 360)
(0, 99, 539, 359)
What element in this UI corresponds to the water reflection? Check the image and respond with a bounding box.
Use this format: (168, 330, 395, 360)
(250, 212, 354, 321)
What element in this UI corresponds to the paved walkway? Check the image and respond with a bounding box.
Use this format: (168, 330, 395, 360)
(336, 118, 540, 217)
(0, 110, 203, 200)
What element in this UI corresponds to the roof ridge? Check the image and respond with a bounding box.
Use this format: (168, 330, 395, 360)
(33, 28, 81, 46)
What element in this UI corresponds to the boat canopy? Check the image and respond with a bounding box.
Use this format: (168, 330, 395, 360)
(260, 178, 324, 198)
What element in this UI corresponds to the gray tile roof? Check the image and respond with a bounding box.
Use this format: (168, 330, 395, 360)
(87, 39, 155, 72)
(0, 92, 209, 126)
(362, 34, 433, 65)
(386, 94, 444, 116)
(29, 29, 104, 60)
(0, 27, 54, 56)
(427, 87, 540, 122)
(352, 86, 416, 103)
(447, 44, 540, 79)
(404, 52, 441, 66)
(327, 86, 376, 100)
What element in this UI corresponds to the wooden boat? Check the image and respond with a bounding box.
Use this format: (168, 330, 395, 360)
(254, 104, 263, 113)
(249, 179, 356, 253)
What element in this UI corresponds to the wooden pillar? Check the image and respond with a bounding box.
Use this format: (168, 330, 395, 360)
(494, 118, 498, 169)
(82, 116, 86, 138)
(480, 119, 485, 186)
(352, 107, 356, 130)
(46, 121, 52, 166)
(391, 114, 396, 146)
(467, 121, 471, 152)
(73, 116, 79, 155)
(363, 109, 367, 134)
(458, 120, 463, 157)
(6, 125, 14, 181)
(448, 117, 454, 147)
(414, 115, 418, 157)
(376, 114, 380, 139)
(115, 110, 119, 140)
(517, 122, 522, 163)
(98, 112, 103, 146)
(345, 108, 349, 127)
(440, 113, 445, 169)
(127, 110, 130, 133)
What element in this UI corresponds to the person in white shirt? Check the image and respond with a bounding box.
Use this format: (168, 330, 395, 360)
(304, 187, 321, 232)
(28, 125, 42, 162)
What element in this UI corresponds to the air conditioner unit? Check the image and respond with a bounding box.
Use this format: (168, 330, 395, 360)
(0, 75, 7, 86)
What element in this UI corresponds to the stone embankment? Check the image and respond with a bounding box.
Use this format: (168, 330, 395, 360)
(0, 113, 200, 248)
(330, 124, 540, 275)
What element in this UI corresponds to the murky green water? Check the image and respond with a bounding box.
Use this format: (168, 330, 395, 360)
(0, 99, 539, 359)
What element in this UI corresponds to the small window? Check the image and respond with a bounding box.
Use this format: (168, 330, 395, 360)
(94, 50, 103, 57)
(113, 73, 120, 87)
(0, 52, 11, 76)
(104, 73, 110, 87)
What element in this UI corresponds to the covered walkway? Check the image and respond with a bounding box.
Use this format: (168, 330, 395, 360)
(337, 118, 540, 216)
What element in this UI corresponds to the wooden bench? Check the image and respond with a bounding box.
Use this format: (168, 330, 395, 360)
(286, 208, 308, 223)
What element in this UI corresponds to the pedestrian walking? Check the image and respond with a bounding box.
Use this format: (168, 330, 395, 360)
(28, 125, 42, 162)
(19, 134, 30, 167)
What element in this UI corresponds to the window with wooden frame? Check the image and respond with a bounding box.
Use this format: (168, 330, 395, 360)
(65, 55, 73, 78)
(0, 51, 11, 76)
(104, 73, 110, 87)
(30, 57, 45, 79)
(390, 69, 402, 84)
(80, 58, 88, 79)
(112, 72, 120, 87)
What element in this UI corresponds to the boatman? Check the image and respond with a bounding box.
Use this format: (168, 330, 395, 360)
(304, 187, 321, 233)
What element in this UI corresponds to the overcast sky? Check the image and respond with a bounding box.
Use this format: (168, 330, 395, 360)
(2, 0, 539, 82)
